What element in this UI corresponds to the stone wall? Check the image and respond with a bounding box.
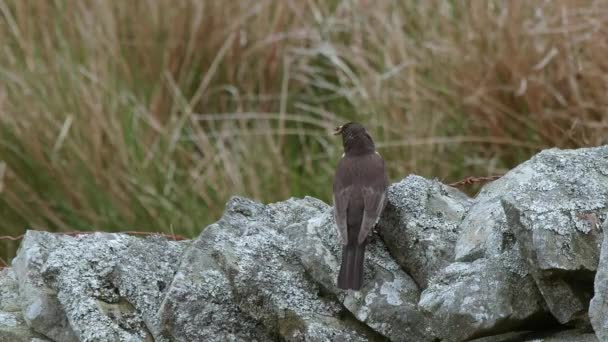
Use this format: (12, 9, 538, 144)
(2, 145, 608, 341)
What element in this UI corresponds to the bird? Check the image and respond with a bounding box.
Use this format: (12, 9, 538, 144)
(332, 122, 389, 290)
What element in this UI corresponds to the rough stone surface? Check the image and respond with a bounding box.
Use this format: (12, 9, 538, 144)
(10, 231, 186, 342)
(395, 174, 549, 341)
(469, 328, 598, 342)
(501, 147, 608, 324)
(0, 268, 51, 341)
(112, 237, 187, 342)
(112, 236, 187, 342)
(23, 232, 154, 341)
(377, 175, 472, 288)
(3, 145, 608, 342)
(590, 221, 608, 341)
(419, 254, 548, 342)
(455, 161, 537, 262)
(156, 220, 274, 342)
(287, 202, 435, 341)
(11, 232, 79, 342)
(159, 196, 419, 341)
(437, 150, 554, 340)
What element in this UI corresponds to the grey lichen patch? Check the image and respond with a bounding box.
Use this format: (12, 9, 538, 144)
(41, 232, 153, 342)
(590, 221, 608, 341)
(455, 161, 538, 262)
(278, 311, 370, 342)
(377, 175, 473, 288)
(469, 329, 598, 342)
(0, 311, 51, 342)
(0, 268, 53, 342)
(420, 256, 547, 342)
(379, 277, 405, 306)
(498, 146, 608, 325)
(157, 238, 271, 342)
(162, 267, 270, 341)
(0, 268, 20, 312)
(455, 146, 608, 263)
(220, 197, 367, 340)
(112, 236, 187, 342)
(11, 231, 79, 342)
(10, 231, 187, 342)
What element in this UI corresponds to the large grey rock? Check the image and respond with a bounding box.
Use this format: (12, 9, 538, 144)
(157, 197, 361, 341)
(287, 203, 435, 341)
(454, 163, 534, 262)
(440, 147, 554, 341)
(11, 232, 79, 342)
(27, 232, 153, 341)
(470, 328, 598, 341)
(377, 175, 472, 288)
(156, 225, 273, 341)
(589, 221, 608, 340)
(388, 175, 549, 341)
(501, 146, 608, 324)
(112, 236, 187, 341)
(419, 251, 548, 342)
(0, 268, 51, 342)
(11, 231, 186, 342)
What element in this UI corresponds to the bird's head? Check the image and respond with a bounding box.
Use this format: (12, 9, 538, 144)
(333, 122, 375, 155)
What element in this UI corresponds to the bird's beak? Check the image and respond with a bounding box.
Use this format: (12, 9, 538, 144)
(333, 125, 343, 135)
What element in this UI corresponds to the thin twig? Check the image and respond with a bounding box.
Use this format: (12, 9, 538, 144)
(449, 175, 503, 187)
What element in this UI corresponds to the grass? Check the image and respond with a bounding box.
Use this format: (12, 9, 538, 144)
(1, 0, 607, 261)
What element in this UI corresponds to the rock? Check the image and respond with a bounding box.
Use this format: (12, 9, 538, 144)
(159, 196, 426, 341)
(11, 231, 186, 342)
(419, 252, 549, 342)
(0, 307, 49, 342)
(286, 203, 435, 341)
(434, 149, 556, 341)
(501, 146, 608, 324)
(469, 328, 598, 342)
(156, 227, 273, 342)
(589, 221, 608, 340)
(449, 146, 608, 330)
(112, 236, 187, 342)
(11, 231, 79, 342)
(454, 161, 538, 262)
(392, 174, 550, 341)
(27, 232, 154, 341)
(0, 268, 51, 342)
(535, 329, 598, 342)
(158, 197, 362, 341)
(377, 175, 472, 288)
(0, 268, 21, 319)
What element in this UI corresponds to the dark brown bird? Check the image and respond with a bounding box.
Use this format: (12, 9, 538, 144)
(332, 122, 389, 290)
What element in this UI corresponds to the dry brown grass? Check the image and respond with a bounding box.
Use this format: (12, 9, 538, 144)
(0, 0, 607, 260)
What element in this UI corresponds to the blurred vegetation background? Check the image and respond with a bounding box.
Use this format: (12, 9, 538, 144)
(1, 0, 607, 262)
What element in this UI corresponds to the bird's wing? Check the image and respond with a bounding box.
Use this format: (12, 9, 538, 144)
(333, 186, 351, 245)
(357, 186, 388, 244)
(356, 153, 389, 244)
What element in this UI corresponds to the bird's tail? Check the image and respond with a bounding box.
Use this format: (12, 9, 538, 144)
(337, 244, 366, 290)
